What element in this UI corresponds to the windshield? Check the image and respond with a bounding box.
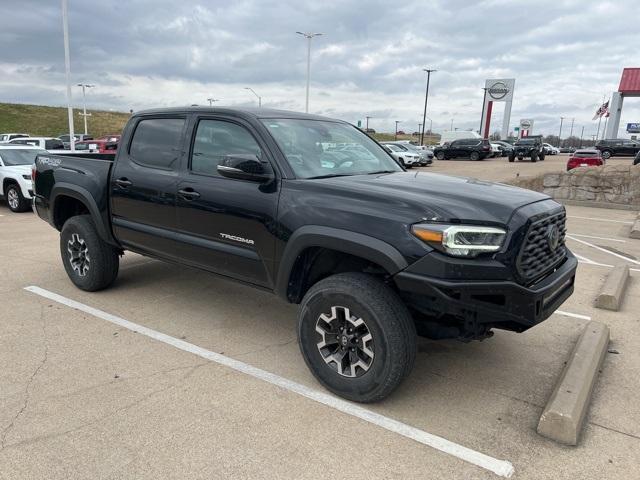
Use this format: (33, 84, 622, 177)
(516, 139, 536, 145)
(261, 119, 403, 178)
(0, 148, 47, 166)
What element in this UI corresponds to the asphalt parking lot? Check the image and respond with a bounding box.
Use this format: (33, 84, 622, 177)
(1, 160, 639, 479)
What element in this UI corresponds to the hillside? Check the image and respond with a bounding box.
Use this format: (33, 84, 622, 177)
(0, 102, 130, 138)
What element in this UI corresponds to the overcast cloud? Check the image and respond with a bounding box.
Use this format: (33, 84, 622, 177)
(1, 0, 639, 136)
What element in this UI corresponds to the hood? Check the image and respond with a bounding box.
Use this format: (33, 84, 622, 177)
(309, 171, 549, 225)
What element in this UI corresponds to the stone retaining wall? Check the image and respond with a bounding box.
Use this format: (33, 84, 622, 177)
(511, 165, 640, 207)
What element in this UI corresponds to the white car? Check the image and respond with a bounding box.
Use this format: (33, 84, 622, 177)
(382, 143, 420, 167)
(0, 133, 29, 142)
(0, 145, 46, 212)
(543, 143, 560, 155)
(490, 143, 502, 157)
(10, 136, 65, 150)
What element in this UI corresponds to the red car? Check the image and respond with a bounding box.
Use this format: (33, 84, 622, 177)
(567, 149, 604, 171)
(74, 138, 118, 154)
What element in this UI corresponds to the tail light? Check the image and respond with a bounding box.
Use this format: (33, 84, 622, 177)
(31, 164, 37, 182)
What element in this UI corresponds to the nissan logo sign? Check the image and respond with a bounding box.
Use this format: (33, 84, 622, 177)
(520, 120, 532, 130)
(488, 82, 509, 100)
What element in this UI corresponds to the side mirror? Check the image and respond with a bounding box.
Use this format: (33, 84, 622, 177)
(217, 154, 273, 183)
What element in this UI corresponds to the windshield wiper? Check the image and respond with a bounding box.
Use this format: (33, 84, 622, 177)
(306, 173, 354, 179)
(366, 170, 397, 175)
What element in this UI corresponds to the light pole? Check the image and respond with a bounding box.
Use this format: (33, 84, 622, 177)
(296, 31, 323, 113)
(420, 68, 436, 146)
(569, 117, 575, 144)
(77, 83, 94, 135)
(580, 126, 584, 148)
(366, 116, 371, 131)
(558, 116, 565, 148)
(61, 0, 75, 151)
(418, 123, 422, 138)
(395, 121, 400, 140)
(207, 98, 219, 106)
(424, 116, 433, 136)
(244, 87, 261, 107)
(450, 119, 454, 131)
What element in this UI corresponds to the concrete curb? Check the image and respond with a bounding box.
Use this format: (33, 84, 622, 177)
(631, 219, 640, 239)
(595, 265, 630, 311)
(537, 320, 609, 445)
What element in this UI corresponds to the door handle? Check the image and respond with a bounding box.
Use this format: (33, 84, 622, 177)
(115, 178, 132, 188)
(178, 188, 201, 200)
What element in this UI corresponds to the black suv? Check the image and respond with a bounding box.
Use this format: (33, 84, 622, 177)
(433, 138, 491, 161)
(509, 136, 545, 163)
(595, 139, 640, 159)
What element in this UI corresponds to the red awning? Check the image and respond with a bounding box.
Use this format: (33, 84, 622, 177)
(619, 68, 640, 95)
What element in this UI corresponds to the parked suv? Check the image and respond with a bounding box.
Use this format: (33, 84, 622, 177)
(33, 107, 577, 403)
(433, 138, 492, 160)
(0, 145, 46, 212)
(595, 139, 640, 159)
(10, 137, 65, 150)
(58, 134, 94, 149)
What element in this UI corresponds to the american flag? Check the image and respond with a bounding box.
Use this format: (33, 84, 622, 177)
(592, 101, 609, 120)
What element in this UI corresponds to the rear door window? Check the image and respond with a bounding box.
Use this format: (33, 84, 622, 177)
(129, 118, 186, 170)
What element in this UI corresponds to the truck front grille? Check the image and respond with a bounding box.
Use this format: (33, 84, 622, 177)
(516, 211, 567, 284)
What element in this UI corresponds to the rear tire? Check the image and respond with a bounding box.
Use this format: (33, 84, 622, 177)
(508, 154, 515, 163)
(601, 150, 612, 160)
(298, 272, 417, 403)
(539, 151, 546, 161)
(470, 151, 480, 161)
(5, 183, 30, 212)
(60, 215, 119, 291)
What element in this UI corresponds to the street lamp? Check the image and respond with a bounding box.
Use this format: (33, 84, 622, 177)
(244, 87, 262, 107)
(296, 31, 323, 113)
(420, 68, 436, 146)
(558, 116, 565, 148)
(207, 98, 219, 106)
(61, 0, 75, 151)
(77, 83, 94, 135)
(395, 121, 401, 140)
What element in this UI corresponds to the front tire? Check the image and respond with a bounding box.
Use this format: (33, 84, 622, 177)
(5, 183, 30, 212)
(298, 273, 417, 403)
(601, 150, 612, 160)
(508, 153, 515, 163)
(436, 151, 445, 160)
(531, 152, 538, 162)
(60, 215, 119, 291)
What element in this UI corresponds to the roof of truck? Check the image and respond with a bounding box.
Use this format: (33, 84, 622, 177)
(132, 106, 342, 123)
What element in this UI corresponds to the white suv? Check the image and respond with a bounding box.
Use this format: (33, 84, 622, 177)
(382, 143, 420, 168)
(0, 145, 46, 212)
(10, 137, 65, 150)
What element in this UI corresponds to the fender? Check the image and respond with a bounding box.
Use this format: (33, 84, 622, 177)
(51, 183, 118, 246)
(275, 225, 409, 301)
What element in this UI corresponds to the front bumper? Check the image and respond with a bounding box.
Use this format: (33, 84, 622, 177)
(394, 251, 577, 336)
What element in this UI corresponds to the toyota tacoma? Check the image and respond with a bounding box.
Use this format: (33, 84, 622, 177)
(32, 107, 577, 402)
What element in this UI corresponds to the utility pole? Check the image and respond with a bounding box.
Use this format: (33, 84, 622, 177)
(296, 31, 323, 113)
(366, 116, 371, 131)
(450, 119, 454, 131)
(244, 87, 262, 107)
(418, 123, 422, 138)
(77, 83, 94, 135)
(395, 121, 400, 140)
(207, 98, 219, 106)
(558, 116, 565, 148)
(61, 0, 75, 151)
(420, 69, 436, 146)
(580, 126, 584, 148)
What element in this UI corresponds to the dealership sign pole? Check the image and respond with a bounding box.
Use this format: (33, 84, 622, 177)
(61, 0, 75, 151)
(480, 79, 515, 139)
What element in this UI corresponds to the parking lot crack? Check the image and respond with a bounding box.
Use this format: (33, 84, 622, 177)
(0, 305, 49, 451)
(234, 337, 297, 357)
(589, 421, 640, 441)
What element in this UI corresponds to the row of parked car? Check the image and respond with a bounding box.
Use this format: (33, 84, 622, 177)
(0, 132, 120, 153)
(0, 132, 121, 213)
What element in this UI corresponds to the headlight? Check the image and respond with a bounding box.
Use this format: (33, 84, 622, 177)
(412, 224, 506, 258)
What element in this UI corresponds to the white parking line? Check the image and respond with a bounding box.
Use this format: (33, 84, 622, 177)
(569, 233, 626, 243)
(567, 216, 634, 225)
(24, 285, 515, 478)
(555, 310, 592, 321)
(567, 235, 640, 266)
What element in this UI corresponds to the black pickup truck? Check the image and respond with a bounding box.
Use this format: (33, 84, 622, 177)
(33, 107, 577, 402)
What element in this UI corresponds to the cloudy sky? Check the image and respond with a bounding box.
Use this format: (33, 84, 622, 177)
(1, 0, 639, 137)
